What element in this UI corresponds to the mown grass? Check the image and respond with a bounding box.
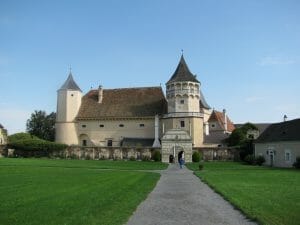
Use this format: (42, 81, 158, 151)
(187, 162, 300, 225)
(0, 158, 168, 170)
(0, 158, 165, 225)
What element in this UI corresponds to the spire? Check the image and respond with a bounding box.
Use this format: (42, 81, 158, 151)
(167, 55, 200, 84)
(59, 72, 82, 92)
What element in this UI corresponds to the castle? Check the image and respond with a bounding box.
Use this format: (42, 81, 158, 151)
(55, 55, 235, 158)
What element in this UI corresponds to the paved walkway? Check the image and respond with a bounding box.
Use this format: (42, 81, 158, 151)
(126, 164, 256, 225)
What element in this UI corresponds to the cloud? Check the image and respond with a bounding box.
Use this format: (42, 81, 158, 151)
(257, 56, 296, 66)
(0, 109, 31, 134)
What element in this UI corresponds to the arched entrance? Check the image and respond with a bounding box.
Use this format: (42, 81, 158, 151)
(161, 129, 193, 163)
(168, 145, 184, 163)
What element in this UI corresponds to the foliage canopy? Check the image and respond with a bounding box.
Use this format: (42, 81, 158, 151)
(26, 110, 56, 141)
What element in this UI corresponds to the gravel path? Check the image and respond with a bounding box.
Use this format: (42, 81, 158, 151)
(126, 163, 256, 225)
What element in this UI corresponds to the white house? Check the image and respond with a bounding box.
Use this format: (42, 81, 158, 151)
(255, 118, 300, 167)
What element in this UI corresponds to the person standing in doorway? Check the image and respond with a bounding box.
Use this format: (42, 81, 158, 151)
(179, 151, 185, 169)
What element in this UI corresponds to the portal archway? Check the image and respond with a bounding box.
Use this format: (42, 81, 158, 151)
(161, 129, 192, 163)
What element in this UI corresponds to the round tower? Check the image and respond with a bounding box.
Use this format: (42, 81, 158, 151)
(163, 55, 204, 147)
(55, 72, 82, 145)
(166, 55, 201, 116)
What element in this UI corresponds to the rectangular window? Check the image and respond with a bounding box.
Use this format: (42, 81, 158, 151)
(82, 140, 87, 146)
(180, 99, 184, 104)
(180, 121, 185, 128)
(119, 124, 124, 127)
(139, 124, 145, 127)
(107, 140, 113, 147)
(99, 124, 104, 127)
(82, 125, 86, 128)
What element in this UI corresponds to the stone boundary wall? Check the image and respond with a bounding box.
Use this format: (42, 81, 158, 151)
(1, 145, 237, 161)
(193, 147, 238, 161)
(50, 146, 161, 160)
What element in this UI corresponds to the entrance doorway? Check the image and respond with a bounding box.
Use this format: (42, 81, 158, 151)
(270, 152, 274, 167)
(169, 155, 174, 163)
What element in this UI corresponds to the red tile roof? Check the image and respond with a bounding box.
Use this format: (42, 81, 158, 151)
(208, 110, 235, 132)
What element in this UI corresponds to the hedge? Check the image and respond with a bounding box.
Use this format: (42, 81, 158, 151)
(8, 139, 67, 152)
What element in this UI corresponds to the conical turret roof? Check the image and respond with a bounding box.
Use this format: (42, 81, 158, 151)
(59, 72, 82, 92)
(167, 55, 200, 84)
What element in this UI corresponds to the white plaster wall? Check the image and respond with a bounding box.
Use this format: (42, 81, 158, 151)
(55, 122, 79, 145)
(255, 141, 300, 167)
(162, 117, 204, 148)
(166, 82, 200, 113)
(57, 90, 82, 122)
(0, 128, 8, 145)
(77, 119, 156, 146)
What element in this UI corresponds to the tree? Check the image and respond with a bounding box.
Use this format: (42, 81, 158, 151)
(26, 110, 56, 141)
(225, 123, 258, 161)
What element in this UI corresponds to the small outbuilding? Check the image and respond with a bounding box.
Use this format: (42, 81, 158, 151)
(254, 118, 300, 167)
(161, 129, 193, 163)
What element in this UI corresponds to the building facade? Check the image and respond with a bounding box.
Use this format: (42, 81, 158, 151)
(55, 56, 235, 154)
(255, 118, 300, 168)
(0, 124, 8, 146)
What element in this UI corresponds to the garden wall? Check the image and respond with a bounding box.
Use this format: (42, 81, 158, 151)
(50, 146, 160, 160)
(194, 147, 238, 161)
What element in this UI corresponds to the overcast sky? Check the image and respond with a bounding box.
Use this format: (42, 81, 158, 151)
(0, 0, 299, 134)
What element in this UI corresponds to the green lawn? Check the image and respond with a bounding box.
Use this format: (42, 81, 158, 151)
(187, 162, 300, 225)
(0, 158, 168, 170)
(0, 158, 166, 225)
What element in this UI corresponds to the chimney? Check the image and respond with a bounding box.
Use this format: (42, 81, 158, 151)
(223, 109, 227, 132)
(283, 115, 287, 122)
(205, 122, 209, 135)
(98, 85, 103, 103)
(152, 115, 161, 148)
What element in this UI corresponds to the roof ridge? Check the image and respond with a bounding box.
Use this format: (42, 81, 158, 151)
(90, 86, 162, 91)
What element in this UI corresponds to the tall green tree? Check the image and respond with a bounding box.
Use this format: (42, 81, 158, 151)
(225, 122, 258, 160)
(26, 110, 56, 141)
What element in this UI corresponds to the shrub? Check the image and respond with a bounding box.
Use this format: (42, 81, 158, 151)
(129, 156, 136, 161)
(255, 155, 266, 166)
(293, 156, 300, 169)
(244, 154, 255, 165)
(8, 132, 39, 143)
(142, 155, 151, 161)
(7, 132, 67, 158)
(198, 164, 204, 170)
(192, 151, 200, 162)
(152, 150, 161, 162)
